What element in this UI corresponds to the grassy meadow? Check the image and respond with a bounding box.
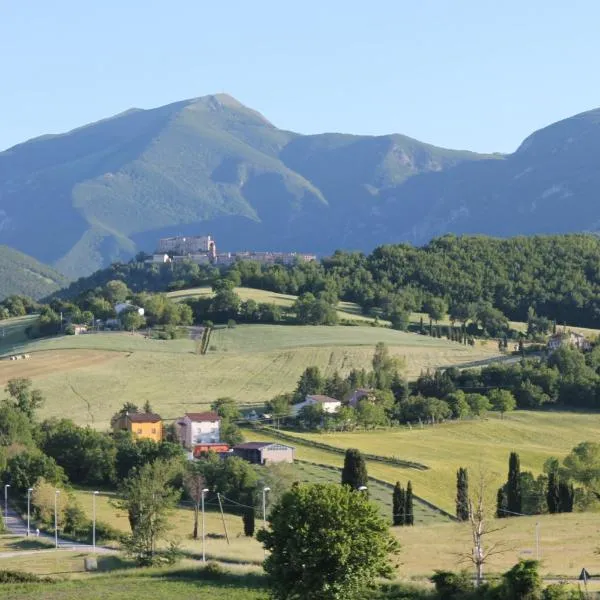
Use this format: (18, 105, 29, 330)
(0, 324, 500, 428)
(245, 411, 600, 514)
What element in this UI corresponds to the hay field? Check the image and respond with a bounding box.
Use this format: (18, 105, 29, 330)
(1, 325, 501, 428)
(244, 411, 600, 514)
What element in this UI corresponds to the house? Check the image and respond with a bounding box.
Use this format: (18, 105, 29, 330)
(347, 388, 373, 408)
(115, 302, 145, 316)
(176, 412, 221, 449)
(113, 412, 163, 442)
(192, 443, 230, 458)
(290, 394, 341, 417)
(547, 331, 591, 352)
(72, 325, 88, 335)
(233, 442, 295, 464)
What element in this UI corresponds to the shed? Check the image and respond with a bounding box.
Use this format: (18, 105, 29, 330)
(233, 442, 295, 465)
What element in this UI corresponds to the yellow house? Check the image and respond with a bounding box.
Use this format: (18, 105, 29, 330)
(113, 412, 163, 442)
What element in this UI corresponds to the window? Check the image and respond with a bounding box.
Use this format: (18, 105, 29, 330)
(137, 428, 142, 434)
(152, 428, 156, 434)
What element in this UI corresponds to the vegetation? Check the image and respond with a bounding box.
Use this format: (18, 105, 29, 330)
(340, 448, 368, 490)
(257, 483, 399, 600)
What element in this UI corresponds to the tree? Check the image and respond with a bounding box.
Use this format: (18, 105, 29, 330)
(456, 468, 469, 521)
(267, 394, 291, 428)
(211, 397, 241, 421)
(183, 462, 206, 540)
(293, 366, 324, 403)
(489, 389, 516, 419)
(546, 471, 560, 514)
(114, 459, 181, 565)
(506, 452, 522, 516)
(404, 481, 414, 526)
(465, 393, 491, 417)
(424, 297, 447, 325)
(447, 391, 471, 419)
(355, 399, 387, 429)
(502, 560, 542, 600)
(105, 280, 130, 303)
(341, 448, 368, 490)
(120, 309, 145, 332)
(560, 441, 600, 494)
(256, 483, 399, 600)
(4, 450, 65, 493)
(5, 378, 44, 420)
(242, 504, 255, 537)
(392, 481, 405, 526)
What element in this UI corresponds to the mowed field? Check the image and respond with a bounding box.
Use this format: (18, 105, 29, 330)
(167, 286, 384, 324)
(244, 411, 600, 515)
(0, 325, 501, 428)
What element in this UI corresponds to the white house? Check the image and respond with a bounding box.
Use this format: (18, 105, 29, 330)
(176, 412, 221, 448)
(547, 331, 591, 352)
(291, 394, 341, 417)
(115, 302, 145, 316)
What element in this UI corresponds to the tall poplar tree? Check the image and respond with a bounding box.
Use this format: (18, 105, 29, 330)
(392, 482, 405, 526)
(341, 449, 368, 490)
(404, 481, 414, 526)
(506, 452, 522, 515)
(546, 471, 560, 514)
(456, 467, 470, 521)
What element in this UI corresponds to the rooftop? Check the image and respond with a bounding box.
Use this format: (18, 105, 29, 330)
(234, 442, 294, 450)
(126, 412, 162, 423)
(307, 394, 340, 403)
(184, 411, 221, 422)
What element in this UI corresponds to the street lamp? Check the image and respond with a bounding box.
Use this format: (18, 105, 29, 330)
(201, 488, 209, 563)
(92, 491, 99, 551)
(26, 488, 33, 537)
(4, 484, 10, 524)
(54, 490, 60, 549)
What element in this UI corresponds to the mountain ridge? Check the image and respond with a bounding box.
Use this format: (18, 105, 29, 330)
(1, 94, 600, 278)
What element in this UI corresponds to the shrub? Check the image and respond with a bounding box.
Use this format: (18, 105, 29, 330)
(200, 561, 226, 580)
(0, 570, 54, 583)
(431, 570, 474, 598)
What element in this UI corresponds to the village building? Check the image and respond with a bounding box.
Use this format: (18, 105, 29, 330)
(547, 331, 591, 352)
(176, 412, 221, 449)
(112, 412, 163, 442)
(346, 388, 373, 408)
(192, 443, 230, 458)
(233, 442, 295, 465)
(290, 394, 341, 417)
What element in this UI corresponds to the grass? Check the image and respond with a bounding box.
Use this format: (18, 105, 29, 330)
(0, 315, 38, 355)
(0, 325, 500, 428)
(244, 411, 600, 515)
(167, 286, 385, 324)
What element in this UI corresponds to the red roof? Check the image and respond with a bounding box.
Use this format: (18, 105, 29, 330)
(126, 413, 162, 423)
(184, 412, 221, 422)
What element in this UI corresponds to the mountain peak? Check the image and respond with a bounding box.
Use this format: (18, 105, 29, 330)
(185, 93, 274, 126)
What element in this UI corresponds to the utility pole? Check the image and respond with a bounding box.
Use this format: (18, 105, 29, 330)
(217, 493, 230, 545)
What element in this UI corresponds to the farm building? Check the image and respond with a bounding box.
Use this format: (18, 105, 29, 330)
(176, 412, 221, 448)
(233, 442, 294, 465)
(112, 412, 163, 442)
(347, 388, 373, 408)
(290, 394, 341, 417)
(547, 331, 591, 352)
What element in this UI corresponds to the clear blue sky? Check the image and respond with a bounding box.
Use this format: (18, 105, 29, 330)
(2, 0, 599, 153)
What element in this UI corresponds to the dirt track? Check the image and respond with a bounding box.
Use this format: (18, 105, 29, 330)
(0, 350, 122, 384)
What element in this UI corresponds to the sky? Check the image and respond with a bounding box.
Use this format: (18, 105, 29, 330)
(1, 0, 600, 153)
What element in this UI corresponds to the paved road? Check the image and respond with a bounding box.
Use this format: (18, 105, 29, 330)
(2, 505, 115, 555)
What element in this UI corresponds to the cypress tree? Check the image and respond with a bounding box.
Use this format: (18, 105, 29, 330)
(242, 507, 255, 537)
(546, 471, 560, 514)
(419, 316, 424, 334)
(456, 468, 470, 521)
(341, 448, 368, 490)
(506, 452, 522, 515)
(496, 486, 507, 518)
(558, 482, 575, 513)
(404, 481, 414, 526)
(392, 481, 405, 526)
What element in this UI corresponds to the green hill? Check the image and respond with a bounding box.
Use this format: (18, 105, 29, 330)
(0, 245, 66, 299)
(4, 94, 600, 278)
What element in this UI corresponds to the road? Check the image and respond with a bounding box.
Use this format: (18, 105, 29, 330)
(1, 505, 115, 555)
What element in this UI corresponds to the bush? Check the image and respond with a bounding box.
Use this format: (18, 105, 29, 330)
(93, 520, 126, 543)
(0, 570, 54, 583)
(64, 324, 75, 335)
(227, 319, 236, 328)
(431, 569, 474, 598)
(200, 561, 226, 580)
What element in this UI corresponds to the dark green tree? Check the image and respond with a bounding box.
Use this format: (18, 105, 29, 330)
(546, 471, 560, 514)
(404, 481, 414, 526)
(293, 366, 324, 403)
(341, 448, 368, 490)
(496, 486, 507, 518)
(557, 482, 574, 513)
(507, 452, 522, 516)
(256, 483, 399, 600)
(392, 481, 405, 526)
(456, 468, 469, 521)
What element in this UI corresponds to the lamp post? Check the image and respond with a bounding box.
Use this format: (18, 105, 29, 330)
(535, 521, 540, 560)
(54, 490, 60, 549)
(92, 491, 99, 552)
(201, 488, 209, 563)
(27, 488, 33, 537)
(4, 484, 10, 524)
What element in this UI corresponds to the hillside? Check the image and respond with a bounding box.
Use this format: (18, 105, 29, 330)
(4, 94, 600, 278)
(0, 245, 66, 299)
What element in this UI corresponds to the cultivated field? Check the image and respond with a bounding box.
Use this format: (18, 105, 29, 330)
(244, 411, 600, 514)
(0, 325, 501, 428)
(167, 286, 384, 324)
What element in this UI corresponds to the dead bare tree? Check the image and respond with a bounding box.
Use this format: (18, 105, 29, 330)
(463, 470, 507, 586)
(183, 462, 206, 540)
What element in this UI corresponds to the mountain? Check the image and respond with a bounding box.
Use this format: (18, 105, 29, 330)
(0, 245, 67, 299)
(1, 94, 600, 278)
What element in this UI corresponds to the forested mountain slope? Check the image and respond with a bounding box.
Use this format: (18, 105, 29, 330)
(2, 94, 600, 278)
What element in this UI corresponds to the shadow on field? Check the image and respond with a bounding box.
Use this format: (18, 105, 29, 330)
(2, 539, 53, 551)
(149, 565, 266, 590)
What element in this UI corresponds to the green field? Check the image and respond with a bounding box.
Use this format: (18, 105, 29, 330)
(0, 315, 38, 355)
(0, 325, 500, 428)
(167, 286, 386, 324)
(244, 411, 600, 515)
